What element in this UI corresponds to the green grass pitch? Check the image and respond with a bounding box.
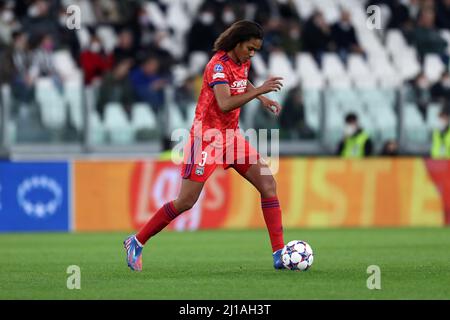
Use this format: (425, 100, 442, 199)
(0, 228, 449, 300)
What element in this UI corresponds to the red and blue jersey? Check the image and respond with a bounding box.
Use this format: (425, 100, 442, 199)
(190, 50, 251, 137)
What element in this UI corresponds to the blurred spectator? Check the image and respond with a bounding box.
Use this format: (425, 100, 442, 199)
(112, 28, 135, 65)
(174, 75, 197, 120)
(0, 1, 21, 46)
(336, 112, 373, 157)
(91, 0, 121, 25)
(21, 0, 60, 43)
(56, 5, 81, 65)
(0, 30, 35, 110)
(280, 20, 302, 63)
(221, 4, 238, 28)
(380, 140, 399, 156)
(80, 34, 113, 85)
(302, 10, 333, 65)
(30, 33, 59, 78)
(436, 0, 450, 29)
(407, 72, 431, 120)
(261, 17, 284, 56)
(96, 58, 135, 120)
(186, 6, 220, 54)
(409, 9, 448, 66)
(431, 71, 450, 105)
(331, 10, 365, 63)
(129, 55, 168, 114)
(147, 30, 176, 74)
(279, 86, 315, 140)
(386, 0, 413, 30)
(430, 107, 450, 158)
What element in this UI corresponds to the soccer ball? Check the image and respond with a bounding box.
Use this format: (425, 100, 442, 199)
(281, 240, 314, 271)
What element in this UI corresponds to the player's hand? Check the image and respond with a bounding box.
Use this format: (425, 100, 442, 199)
(262, 99, 282, 116)
(258, 77, 283, 94)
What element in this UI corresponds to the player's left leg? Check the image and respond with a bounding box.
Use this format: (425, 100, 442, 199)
(232, 159, 285, 269)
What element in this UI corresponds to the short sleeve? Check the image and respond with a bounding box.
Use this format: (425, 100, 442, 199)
(206, 62, 230, 88)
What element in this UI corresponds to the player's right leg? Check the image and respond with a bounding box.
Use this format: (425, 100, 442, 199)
(124, 179, 204, 271)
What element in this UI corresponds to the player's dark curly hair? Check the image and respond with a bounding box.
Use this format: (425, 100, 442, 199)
(213, 20, 263, 52)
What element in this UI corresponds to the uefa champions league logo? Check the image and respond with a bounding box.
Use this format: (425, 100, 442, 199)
(17, 175, 63, 219)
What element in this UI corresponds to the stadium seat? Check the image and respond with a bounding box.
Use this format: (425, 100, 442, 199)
(186, 102, 197, 125)
(322, 53, 347, 82)
(392, 47, 421, 82)
(167, 103, 187, 132)
(251, 53, 268, 78)
(292, 0, 315, 20)
(103, 102, 135, 144)
(367, 53, 401, 88)
(324, 102, 344, 148)
(35, 77, 67, 130)
(143, 2, 168, 30)
(64, 77, 84, 131)
(268, 51, 298, 91)
(403, 103, 428, 144)
(424, 54, 446, 84)
(96, 26, 117, 53)
(53, 50, 79, 81)
(385, 29, 409, 55)
(347, 54, 375, 88)
(166, 1, 191, 35)
(440, 29, 450, 55)
(189, 51, 209, 75)
(426, 103, 443, 130)
(76, 27, 91, 50)
(296, 53, 325, 89)
(303, 89, 321, 132)
(131, 103, 159, 141)
(315, 0, 340, 23)
(88, 109, 106, 145)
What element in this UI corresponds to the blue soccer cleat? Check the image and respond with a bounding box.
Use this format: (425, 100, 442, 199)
(123, 235, 143, 271)
(273, 248, 286, 269)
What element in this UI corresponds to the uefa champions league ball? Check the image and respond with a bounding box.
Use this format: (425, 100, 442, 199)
(281, 240, 314, 271)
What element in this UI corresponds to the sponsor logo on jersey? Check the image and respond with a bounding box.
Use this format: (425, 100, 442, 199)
(213, 64, 224, 72)
(213, 72, 225, 79)
(195, 166, 205, 176)
(230, 79, 248, 92)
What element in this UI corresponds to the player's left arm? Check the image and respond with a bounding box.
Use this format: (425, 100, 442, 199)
(247, 81, 282, 115)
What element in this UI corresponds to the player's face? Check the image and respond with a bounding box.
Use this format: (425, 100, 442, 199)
(235, 38, 262, 64)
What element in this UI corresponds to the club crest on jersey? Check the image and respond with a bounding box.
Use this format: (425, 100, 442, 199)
(195, 166, 205, 176)
(214, 64, 224, 72)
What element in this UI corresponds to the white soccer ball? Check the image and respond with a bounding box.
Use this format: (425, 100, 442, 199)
(281, 240, 314, 271)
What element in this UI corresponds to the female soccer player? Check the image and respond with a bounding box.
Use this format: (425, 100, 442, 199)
(124, 20, 286, 271)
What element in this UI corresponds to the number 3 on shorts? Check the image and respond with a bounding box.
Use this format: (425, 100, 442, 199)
(199, 151, 208, 167)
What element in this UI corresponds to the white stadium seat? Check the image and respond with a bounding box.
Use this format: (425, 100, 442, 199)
(64, 78, 84, 131)
(35, 77, 67, 130)
(424, 54, 446, 84)
(131, 103, 157, 132)
(96, 26, 117, 54)
(103, 102, 134, 144)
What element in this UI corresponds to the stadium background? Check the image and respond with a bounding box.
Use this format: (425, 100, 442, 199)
(1, 0, 450, 231)
(0, 0, 450, 300)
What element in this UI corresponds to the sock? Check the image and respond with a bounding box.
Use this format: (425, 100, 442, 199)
(136, 201, 181, 245)
(261, 197, 285, 253)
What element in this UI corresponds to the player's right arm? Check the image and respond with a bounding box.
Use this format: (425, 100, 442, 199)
(213, 77, 283, 113)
